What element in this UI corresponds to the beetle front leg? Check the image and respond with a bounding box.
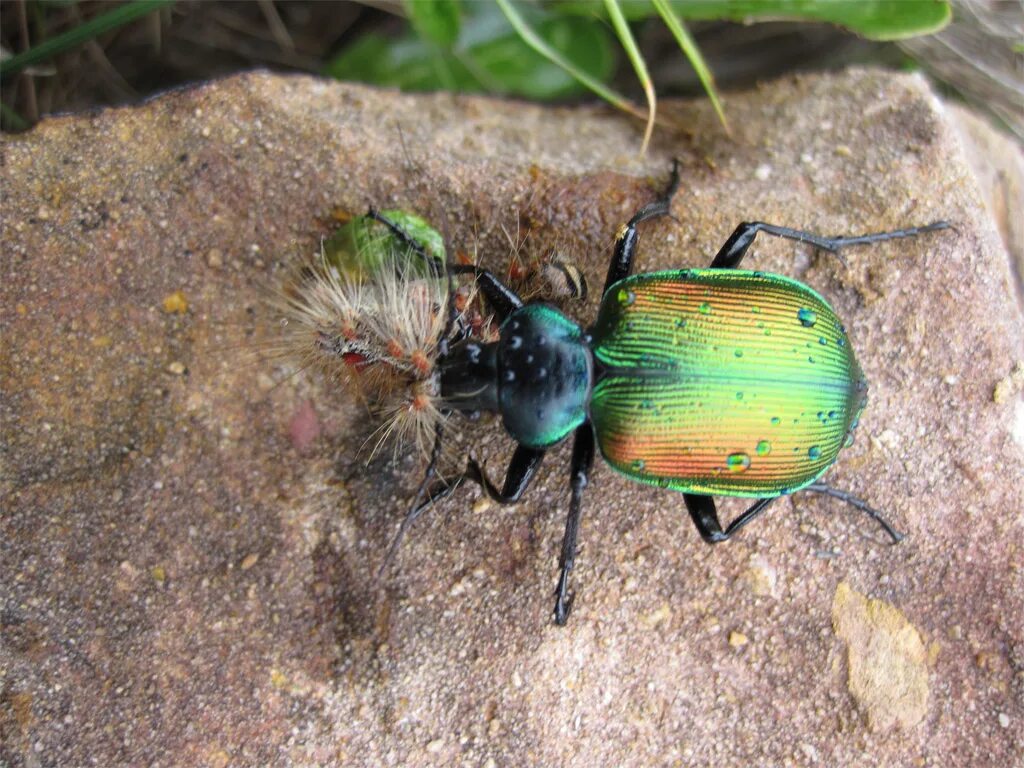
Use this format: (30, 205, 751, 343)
(683, 494, 776, 543)
(709, 220, 951, 270)
(554, 423, 595, 625)
(601, 160, 682, 296)
(367, 208, 525, 323)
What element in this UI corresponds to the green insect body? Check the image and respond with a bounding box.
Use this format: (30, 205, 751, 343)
(323, 209, 445, 281)
(589, 268, 867, 497)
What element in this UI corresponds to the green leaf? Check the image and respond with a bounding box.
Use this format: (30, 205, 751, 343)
(0, 0, 174, 79)
(559, 0, 952, 41)
(404, 0, 462, 47)
(326, 3, 617, 101)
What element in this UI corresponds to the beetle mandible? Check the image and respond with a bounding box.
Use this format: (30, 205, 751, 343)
(370, 161, 949, 625)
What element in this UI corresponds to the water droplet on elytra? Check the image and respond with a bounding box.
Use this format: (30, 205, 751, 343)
(699, 302, 712, 314)
(770, 416, 781, 426)
(632, 459, 646, 472)
(756, 440, 772, 456)
(797, 307, 818, 327)
(808, 446, 822, 460)
(618, 289, 635, 306)
(726, 452, 751, 473)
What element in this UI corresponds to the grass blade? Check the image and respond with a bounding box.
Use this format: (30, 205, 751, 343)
(652, 0, 730, 135)
(493, 0, 648, 122)
(604, 0, 655, 154)
(0, 0, 174, 79)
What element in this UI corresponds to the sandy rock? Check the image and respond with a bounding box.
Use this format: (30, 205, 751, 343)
(2, 69, 1022, 767)
(832, 581, 929, 732)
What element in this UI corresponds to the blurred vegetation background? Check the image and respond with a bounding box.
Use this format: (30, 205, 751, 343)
(1, 0, 1020, 142)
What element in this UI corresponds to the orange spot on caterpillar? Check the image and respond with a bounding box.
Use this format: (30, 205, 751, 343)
(410, 349, 431, 375)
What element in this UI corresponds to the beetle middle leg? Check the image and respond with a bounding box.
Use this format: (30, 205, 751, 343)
(709, 220, 951, 270)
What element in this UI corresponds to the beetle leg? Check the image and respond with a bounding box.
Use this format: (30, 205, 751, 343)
(724, 497, 776, 536)
(554, 423, 596, 625)
(683, 494, 777, 542)
(447, 263, 523, 323)
(365, 207, 446, 276)
(803, 483, 904, 543)
(709, 220, 951, 270)
(602, 159, 682, 296)
(379, 418, 452, 578)
(683, 494, 729, 542)
(367, 208, 524, 323)
(464, 445, 546, 504)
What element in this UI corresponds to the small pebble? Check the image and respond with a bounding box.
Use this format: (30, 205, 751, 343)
(729, 631, 749, 648)
(162, 291, 188, 314)
(240, 553, 259, 571)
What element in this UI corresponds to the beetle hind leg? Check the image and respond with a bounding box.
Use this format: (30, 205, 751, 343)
(803, 483, 904, 543)
(683, 493, 776, 543)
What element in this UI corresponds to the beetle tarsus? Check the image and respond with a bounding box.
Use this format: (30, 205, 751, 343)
(554, 573, 574, 626)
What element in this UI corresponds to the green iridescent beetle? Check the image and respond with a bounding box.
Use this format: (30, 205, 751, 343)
(368, 162, 950, 625)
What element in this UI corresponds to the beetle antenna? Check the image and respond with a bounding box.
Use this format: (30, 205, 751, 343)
(802, 483, 904, 544)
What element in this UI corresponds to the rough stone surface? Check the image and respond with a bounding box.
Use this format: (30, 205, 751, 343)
(948, 104, 1024, 314)
(2, 70, 1022, 767)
